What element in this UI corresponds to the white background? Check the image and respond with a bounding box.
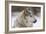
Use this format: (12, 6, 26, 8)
(0, 0, 46, 34)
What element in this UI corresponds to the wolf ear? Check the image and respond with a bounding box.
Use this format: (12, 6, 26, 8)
(20, 10, 25, 15)
(21, 8, 27, 15)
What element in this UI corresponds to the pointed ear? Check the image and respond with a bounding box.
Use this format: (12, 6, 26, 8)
(20, 10, 25, 15)
(22, 10, 25, 14)
(24, 9, 27, 14)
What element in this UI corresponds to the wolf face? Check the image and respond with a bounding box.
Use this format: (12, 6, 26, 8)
(21, 8, 37, 27)
(13, 8, 37, 27)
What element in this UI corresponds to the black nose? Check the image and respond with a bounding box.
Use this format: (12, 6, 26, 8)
(33, 20, 37, 23)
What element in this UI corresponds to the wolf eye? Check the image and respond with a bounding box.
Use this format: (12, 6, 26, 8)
(30, 15, 32, 17)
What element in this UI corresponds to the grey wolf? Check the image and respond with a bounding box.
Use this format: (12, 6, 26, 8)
(13, 8, 38, 28)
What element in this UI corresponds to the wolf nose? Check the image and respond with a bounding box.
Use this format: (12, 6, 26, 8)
(33, 20, 37, 23)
